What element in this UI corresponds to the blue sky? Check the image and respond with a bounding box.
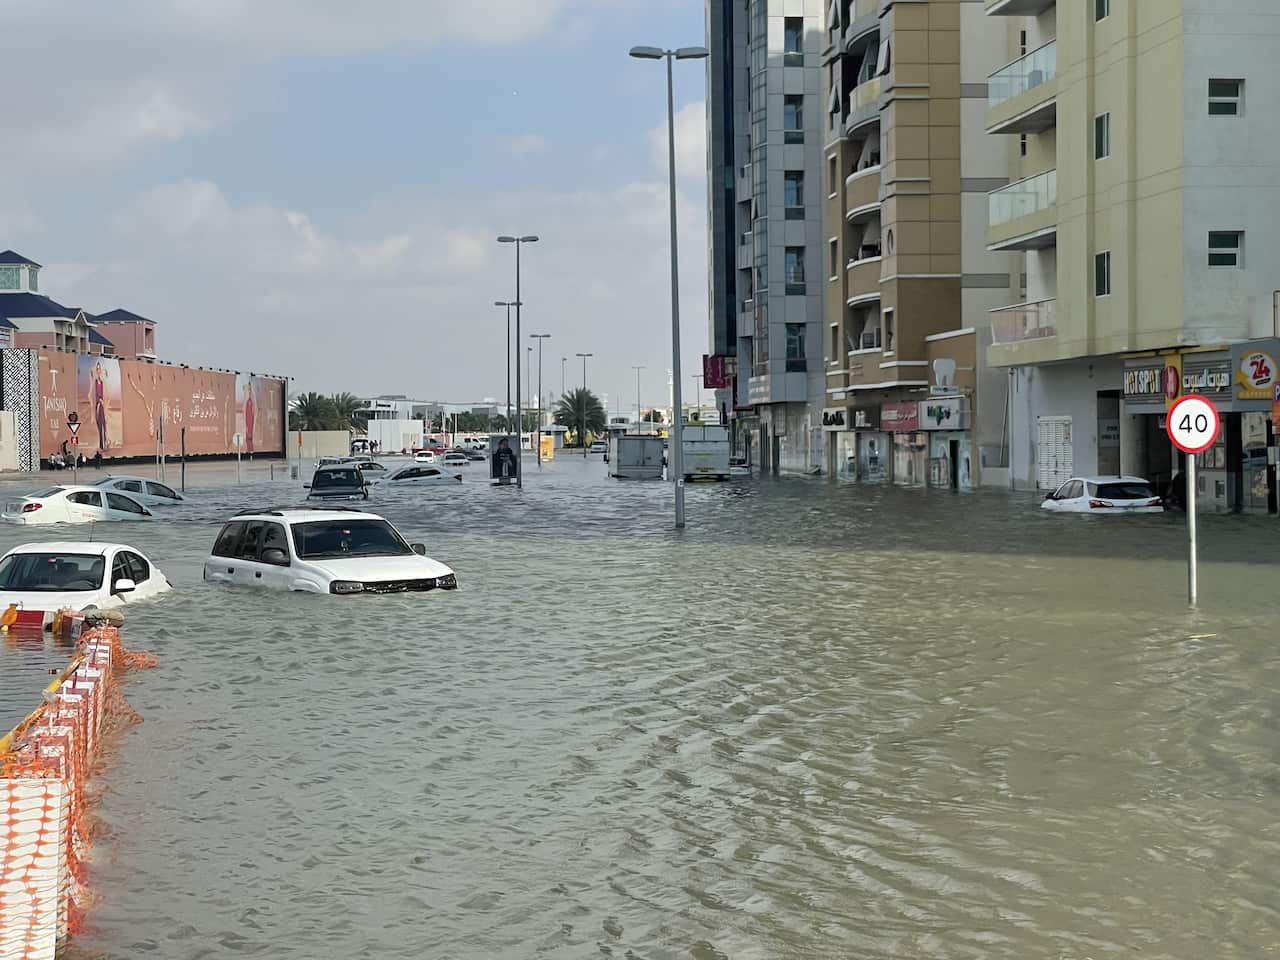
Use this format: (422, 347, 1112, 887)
(0, 0, 710, 413)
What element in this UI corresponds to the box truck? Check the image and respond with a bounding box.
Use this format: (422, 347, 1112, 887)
(608, 435, 664, 480)
(680, 425, 730, 481)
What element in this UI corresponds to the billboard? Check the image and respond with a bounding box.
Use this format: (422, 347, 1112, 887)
(39, 351, 284, 459)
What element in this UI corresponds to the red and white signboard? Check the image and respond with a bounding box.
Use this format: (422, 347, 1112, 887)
(1166, 394, 1220, 455)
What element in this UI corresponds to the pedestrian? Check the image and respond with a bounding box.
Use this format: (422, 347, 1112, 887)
(94, 449, 103, 471)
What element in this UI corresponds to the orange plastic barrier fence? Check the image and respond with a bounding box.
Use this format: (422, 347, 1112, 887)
(0, 621, 155, 959)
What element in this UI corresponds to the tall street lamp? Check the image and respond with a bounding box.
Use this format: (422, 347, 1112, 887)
(633, 364, 645, 433)
(576, 352, 593, 457)
(494, 300, 517, 430)
(531, 334, 551, 464)
(497, 235, 538, 488)
(630, 43, 708, 528)
(561, 357, 567, 398)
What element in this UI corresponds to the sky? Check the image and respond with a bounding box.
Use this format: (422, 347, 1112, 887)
(0, 0, 710, 416)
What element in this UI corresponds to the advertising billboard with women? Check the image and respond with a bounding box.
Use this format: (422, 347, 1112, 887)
(38, 350, 285, 460)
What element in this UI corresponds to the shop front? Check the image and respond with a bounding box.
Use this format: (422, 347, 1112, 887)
(919, 396, 974, 490)
(822, 405, 856, 477)
(850, 405, 888, 482)
(882, 400, 925, 487)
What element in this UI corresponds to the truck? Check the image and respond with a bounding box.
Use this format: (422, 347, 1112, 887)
(680, 425, 730, 482)
(608, 435, 664, 480)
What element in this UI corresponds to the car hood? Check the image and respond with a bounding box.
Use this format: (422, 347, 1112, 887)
(306, 554, 455, 581)
(0, 589, 107, 613)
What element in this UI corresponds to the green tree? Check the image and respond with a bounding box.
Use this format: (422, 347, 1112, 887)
(289, 392, 337, 431)
(554, 388, 607, 446)
(328, 392, 367, 432)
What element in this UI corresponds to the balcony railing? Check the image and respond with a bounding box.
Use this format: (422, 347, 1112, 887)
(989, 169, 1056, 227)
(851, 76, 881, 110)
(990, 298, 1056, 344)
(988, 41, 1056, 110)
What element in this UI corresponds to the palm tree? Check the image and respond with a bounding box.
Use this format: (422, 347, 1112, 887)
(289, 392, 337, 431)
(554, 388, 607, 446)
(329, 392, 367, 432)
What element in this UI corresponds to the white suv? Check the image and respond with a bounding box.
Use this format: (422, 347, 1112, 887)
(203, 508, 457, 594)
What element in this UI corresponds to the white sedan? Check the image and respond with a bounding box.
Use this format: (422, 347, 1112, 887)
(414, 451, 438, 464)
(441, 452, 470, 468)
(94, 475, 185, 506)
(0, 542, 171, 627)
(2, 485, 154, 524)
(372, 465, 462, 485)
(1041, 475, 1164, 514)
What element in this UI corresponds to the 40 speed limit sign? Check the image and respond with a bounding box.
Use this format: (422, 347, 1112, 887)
(1166, 393, 1220, 455)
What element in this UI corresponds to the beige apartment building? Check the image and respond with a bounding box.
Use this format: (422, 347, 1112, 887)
(986, 0, 1280, 511)
(822, 0, 1009, 490)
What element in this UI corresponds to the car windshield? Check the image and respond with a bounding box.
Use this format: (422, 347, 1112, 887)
(1092, 482, 1155, 500)
(313, 469, 362, 489)
(0, 553, 105, 591)
(291, 519, 412, 559)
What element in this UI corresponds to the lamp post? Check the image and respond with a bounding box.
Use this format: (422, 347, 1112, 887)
(630, 43, 708, 528)
(633, 365, 645, 433)
(497, 235, 538, 488)
(493, 300, 517, 431)
(576, 352, 593, 456)
(531, 334, 551, 464)
(561, 356, 567, 398)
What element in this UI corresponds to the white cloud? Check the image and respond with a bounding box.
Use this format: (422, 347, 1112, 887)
(505, 134, 549, 157)
(649, 102, 707, 180)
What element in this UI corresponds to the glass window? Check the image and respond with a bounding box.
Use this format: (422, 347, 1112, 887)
(111, 554, 131, 589)
(1095, 0, 1109, 20)
(1095, 251, 1112, 296)
(1208, 231, 1243, 267)
(123, 552, 150, 583)
(146, 482, 179, 499)
(238, 521, 264, 560)
(1094, 112, 1110, 159)
(0, 266, 18, 290)
(212, 521, 245, 558)
(0, 553, 105, 591)
(67, 491, 103, 507)
(291, 520, 412, 560)
(827, 155, 838, 195)
(312, 468, 362, 489)
(1208, 79, 1242, 116)
(784, 172, 804, 207)
(119, 479, 143, 493)
(1095, 482, 1155, 500)
(784, 95, 804, 143)
(785, 247, 805, 284)
(783, 18, 803, 65)
(261, 524, 291, 565)
(27, 268, 37, 293)
(785, 324, 806, 359)
(106, 492, 147, 515)
(884, 309, 896, 353)
(830, 324, 839, 360)
(829, 239, 839, 278)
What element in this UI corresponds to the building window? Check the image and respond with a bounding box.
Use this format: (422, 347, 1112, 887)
(1019, 133, 1028, 157)
(883, 309, 895, 354)
(828, 155, 838, 196)
(784, 18, 804, 66)
(1208, 231, 1244, 267)
(785, 323, 806, 372)
(785, 247, 806, 294)
(784, 95, 804, 144)
(27, 267, 37, 293)
(1095, 0, 1109, 21)
(1019, 30, 1027, 57)
(784, 172, 805, 219)
(830, 323, 839, 361)
(1095, 251, 1112, 296)
(1209, 79, 1242, 116)
(0, 266, 17, 291)
(1094, 113, 1110, 159)
(829, 239, 839, 279)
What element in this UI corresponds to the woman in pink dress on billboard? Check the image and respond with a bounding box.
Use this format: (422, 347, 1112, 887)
(244, 380, 256, 454)
(92, 362, 108, 452)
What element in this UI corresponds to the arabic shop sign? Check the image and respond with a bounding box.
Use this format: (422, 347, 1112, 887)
(918, 397, 970, 431)
(821, 407, 847, 431)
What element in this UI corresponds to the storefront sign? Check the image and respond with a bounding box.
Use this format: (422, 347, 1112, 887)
(1123, 366, 1164, 399)
(821, 407, 847, 431)
(919, 396, 970, 431)
(1182, 368, 1230, 392)
(1234, 345, 1279, 401)
(1273, 383, 1280, 431)
(850, 406, 880, 430)
(881, 401, 919, 433)
(703, 354, 730, 389)
(1099, 418, 1120, 448)
(748, 376, 770, 405)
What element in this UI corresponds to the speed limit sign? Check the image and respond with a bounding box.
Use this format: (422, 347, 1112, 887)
(1166, 394, 1220, 454)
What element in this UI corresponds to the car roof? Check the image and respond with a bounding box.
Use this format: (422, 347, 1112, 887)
(1072, 475, 1150, 484)
(5, 542, 129, 556)
(34, 484, 109, 495)
(97, 475, 163, 483)
(228, 507, 386, 523)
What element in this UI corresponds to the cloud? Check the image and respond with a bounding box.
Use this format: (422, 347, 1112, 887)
(505, 134, 549, 157)
(649, 102, 707, 180)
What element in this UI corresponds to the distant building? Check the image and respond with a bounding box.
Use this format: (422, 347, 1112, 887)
(92, 308, 157, 360)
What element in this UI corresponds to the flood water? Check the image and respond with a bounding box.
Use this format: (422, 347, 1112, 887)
(4, 456, 1277, 959)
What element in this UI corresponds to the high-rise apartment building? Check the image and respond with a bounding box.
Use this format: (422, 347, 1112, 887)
(820, 0, 1008, 488)
(987, 1, 1280, 511)
(707, 0, 828, 474)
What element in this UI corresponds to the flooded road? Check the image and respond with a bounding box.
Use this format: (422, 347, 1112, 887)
(5, 456, 1277, 958)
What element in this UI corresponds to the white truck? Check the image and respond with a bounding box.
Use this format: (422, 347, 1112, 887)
(608, 435, 664, 480)
(680, 425, 730, 482)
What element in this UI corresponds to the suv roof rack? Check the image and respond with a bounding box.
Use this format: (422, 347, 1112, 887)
(231, 506, 367, 518)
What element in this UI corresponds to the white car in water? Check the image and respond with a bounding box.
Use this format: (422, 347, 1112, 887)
(2, 485, 154, 525)
(372, 465, 463, 485)
(414, 451, 438, 464)
(1041, 475, 1164, 514)
(94, 475, 185, 506)
(441, 452, 470, 468)
(0, 542, 171, 626)
(203, 508, 457, 594)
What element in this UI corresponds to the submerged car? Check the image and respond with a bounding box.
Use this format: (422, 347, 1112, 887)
(347, 460, 388, 473)
(1041, 476, 1164, 514)
(203, 508, 457, 594)
(305, 466, 369, 501)
(441, 452, 470, 468)
(589, 440, 609, 454)
(373, 465, 462, 485)
(0, 542, 171, 626)
(2, 485, 154, 524)
(413, 450, 438, 464)
(94, 475, 185, 506)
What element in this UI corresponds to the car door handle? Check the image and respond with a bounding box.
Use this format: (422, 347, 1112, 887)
(227, 567, 234, 574)
(255, 572, 262, 579)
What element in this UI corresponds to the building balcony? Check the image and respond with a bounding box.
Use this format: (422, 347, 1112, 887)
(987, 41, 1057, 134)
(846, 255, 882, 301)
(737, 231, 753, 270)
(990, 298, 1056, 345)
(845, 164, 882, 222)
(844, 76, 882, 134)
(985, 0, 1055, 15)
(987, 169, 1057, 251)
(844, 0, 880, 48)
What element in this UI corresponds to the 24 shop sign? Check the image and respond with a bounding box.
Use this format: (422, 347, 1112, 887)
(1236, 349, 1278, 400)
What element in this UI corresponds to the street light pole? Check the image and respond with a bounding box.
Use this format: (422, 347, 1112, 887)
(494, 300, 516, 431)
(576, 352, 593, 457)
(633, 364, 645, 433)
(561, 356, 567, 398)
(531, 334, 551, 464)
(497, 235, 539, 488)
(630, 43, 707, 528)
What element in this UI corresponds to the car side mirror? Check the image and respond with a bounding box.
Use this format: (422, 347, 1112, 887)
(262, 548, 289, 565)
(113, 578, 136, 594)
(1043, 493, 1053, 500)
(411, 543, 427, 556)
(303, 483, 311, 489)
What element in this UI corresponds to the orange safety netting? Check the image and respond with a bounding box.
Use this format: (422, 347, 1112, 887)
(0, 622, 155, 960)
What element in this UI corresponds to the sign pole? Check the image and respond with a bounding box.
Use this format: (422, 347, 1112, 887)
(1167, 393, 1219, 609)
(181, 427, 187, 494)
(1187, 454, 1197, 607)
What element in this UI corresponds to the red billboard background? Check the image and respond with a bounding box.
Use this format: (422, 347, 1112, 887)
(39, 351, 284, 459)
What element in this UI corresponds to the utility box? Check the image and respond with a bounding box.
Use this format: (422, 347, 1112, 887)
(609, 435, 664, 480)
(681, 425, 731, 481)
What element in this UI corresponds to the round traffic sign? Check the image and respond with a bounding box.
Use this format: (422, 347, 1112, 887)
(1167, 394, 1220, 454)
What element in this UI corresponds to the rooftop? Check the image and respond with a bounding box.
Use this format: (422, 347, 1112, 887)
(0, 292, 80, 321)
(0, 250, 41, 268)
(93, 308, 155, 325)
